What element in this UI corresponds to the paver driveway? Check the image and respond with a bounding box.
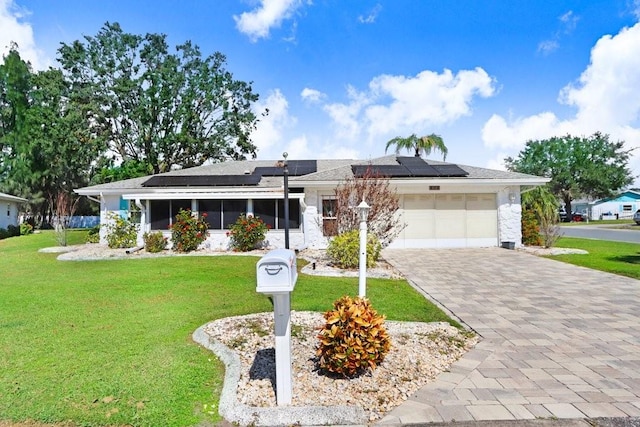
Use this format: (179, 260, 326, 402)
(378, 248, 640, 425)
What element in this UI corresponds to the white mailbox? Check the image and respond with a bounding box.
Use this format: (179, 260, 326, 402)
(256, 249, 298, 294)
(255, 248, 298, 406)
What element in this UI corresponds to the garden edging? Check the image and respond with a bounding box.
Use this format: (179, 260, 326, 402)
(192, 324, 367, 427)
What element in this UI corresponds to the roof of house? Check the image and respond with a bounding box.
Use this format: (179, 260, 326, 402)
(0, 192, 27, 203)
(75, 155, 548, 195)
(592, 190, 640, 205)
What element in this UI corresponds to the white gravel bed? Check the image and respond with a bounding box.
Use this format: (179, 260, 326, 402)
(203, 311, 477, 422)
(517, 246, 588, 256)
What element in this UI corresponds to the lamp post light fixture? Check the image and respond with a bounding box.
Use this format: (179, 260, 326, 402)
(283, 152, 290, 249)
(357, 198, 370, 298)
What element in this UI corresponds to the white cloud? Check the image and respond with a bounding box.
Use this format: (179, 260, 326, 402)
(486, 152, 510, 171)
(537, 10, 579, 56)
(251, 89, 295, 156)
(358, 4, 382, 24)
(631, 0, 640, 20)
(537, 39, 559, 55)
(283, 135, 310, 159)
(482, 112, 567, 149)
(300, 87, 326, 103)
(0, 0, 47, 70)
(323, 85, 372, 141)
(364, 68, 496, 137)
(560, 23, 640, 128)
(560, 10, 579, 33)
(234, 0, 305, 42)
(483, 22, 640, 161)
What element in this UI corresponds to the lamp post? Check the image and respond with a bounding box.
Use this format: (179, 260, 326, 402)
(357, 199, 370, 298)
(283, 152, 290, 249)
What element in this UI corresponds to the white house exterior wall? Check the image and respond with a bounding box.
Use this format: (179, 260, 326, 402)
(98, 194, 308, 250)
(591, 201, 639, 220)
(100, 195, 122, 244)
(0, 200, 20, 229)
(301, 185, 523, 250)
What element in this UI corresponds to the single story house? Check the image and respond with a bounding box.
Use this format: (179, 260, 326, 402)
(75, 155, 548, 250)
(0, 192, 27, 230)
(589, 190, 640, 220)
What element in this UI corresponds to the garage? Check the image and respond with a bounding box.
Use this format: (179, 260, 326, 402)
(393, 193, 498, 248)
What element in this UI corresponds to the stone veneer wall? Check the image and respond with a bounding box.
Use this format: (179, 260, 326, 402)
(497, 186, 522, 248)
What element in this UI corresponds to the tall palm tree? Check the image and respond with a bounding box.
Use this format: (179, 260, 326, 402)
(385, 133, 448, 160)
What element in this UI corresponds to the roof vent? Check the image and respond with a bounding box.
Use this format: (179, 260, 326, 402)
(244, 170, 251, 175)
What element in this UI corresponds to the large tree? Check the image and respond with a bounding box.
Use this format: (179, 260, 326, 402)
(57, 22, 262, 174)
(385, 133, 448, 160)
(0, 46, 101, 221)
(0, 45, 31, 175)
(505, 133, 635, 214)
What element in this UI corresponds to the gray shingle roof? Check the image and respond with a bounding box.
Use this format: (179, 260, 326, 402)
(76, 155, 546, 194)
(0, 192, 28, 202)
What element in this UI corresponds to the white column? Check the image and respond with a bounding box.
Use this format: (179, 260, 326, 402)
(358, 218, 367, 298)
(271, 292, 292, 405)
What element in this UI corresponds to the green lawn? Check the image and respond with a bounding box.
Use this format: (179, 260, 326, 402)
(0, 231, 453, 427)
(548, 237, 640, 280)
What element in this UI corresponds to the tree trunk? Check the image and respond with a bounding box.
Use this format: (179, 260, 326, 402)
(563, 195, 572, 220)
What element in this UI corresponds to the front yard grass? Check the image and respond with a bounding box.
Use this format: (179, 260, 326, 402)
(547, 237, 640, 280)
(0, 231, 453, 426)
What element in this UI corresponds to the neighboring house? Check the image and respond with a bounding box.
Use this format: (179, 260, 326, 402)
(590, 190, 640, 220)
(74, 155, 548, 249)
(0, 192, 27, 230)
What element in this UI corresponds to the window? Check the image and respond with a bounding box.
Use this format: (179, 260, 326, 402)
(222, 200, 246, 229)
(6, 204, 10, 217)
(150, 198, 300, 231)
(322, 198, 337, 236)
(199, 199, 222, 230)
(623, 205, 633, 211)
(149, 200, 191, 230)
(253, 199, 276, 229)
(196, 199, 249, 230)
(277, 199, 301, 230)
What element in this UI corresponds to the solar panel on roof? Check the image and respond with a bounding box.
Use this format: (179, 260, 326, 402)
(396, 156, 427, 167)
(353, 158, 469, 178)
(254, 160, 317, 176)
(142, 175, 261, 187)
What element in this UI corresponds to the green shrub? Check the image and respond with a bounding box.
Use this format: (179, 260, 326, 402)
(7, 224, 20, 237)
(20, 223, 33, 235)
(227, 213, 269, 252)
(521, 209, 542, 246)
(144, 231, 168, 253)
(316, 295, 391, 378)
(170, 209, 209, 252)
(0, 228, 8, 240)
(86, 225, 100, 243)
(327, 229, 381, 269)
(104, 213, 138, 249)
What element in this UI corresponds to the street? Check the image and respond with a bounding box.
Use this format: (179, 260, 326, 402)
(559, 223, 640, 243)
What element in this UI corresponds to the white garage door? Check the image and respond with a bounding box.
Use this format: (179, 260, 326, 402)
(393, 193, 497, 248)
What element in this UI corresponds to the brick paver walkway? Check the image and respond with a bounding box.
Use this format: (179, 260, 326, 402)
(378, 248, 640, 425)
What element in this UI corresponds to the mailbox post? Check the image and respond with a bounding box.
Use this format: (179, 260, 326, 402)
(256, 249, 298, 405)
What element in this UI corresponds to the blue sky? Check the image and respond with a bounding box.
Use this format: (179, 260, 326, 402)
(2, 0, 640, 180)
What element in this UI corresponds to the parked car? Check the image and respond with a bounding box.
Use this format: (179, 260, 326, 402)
(558, 209, 569, 222)
(634, 209, 640, 225)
